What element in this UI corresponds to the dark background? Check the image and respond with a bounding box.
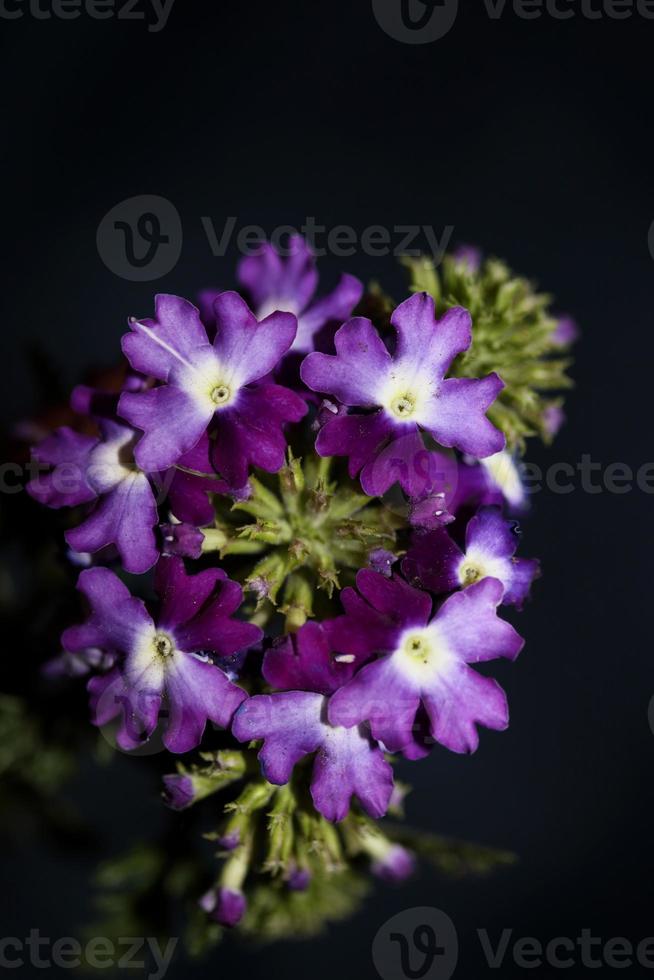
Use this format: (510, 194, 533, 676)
(1, 1, 653, 977)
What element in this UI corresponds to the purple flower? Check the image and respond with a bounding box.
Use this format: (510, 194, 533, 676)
(452, 244, 482, 273)
(403, 506, 540, 609)
(232, 622, 393, 823)
(287, 865, 312, 891)
(551, 315, 579, 347)
(370, 843, 416, 883)
(368, 548, 398, 578)
(236, 235, 363, 355)
(301, 293, 505, 497)
(28, 420, 159, 574)
(165, 432, 243, 525)
(543, 404, 565, 439)
(63, 557, 261, 754)
(200, 887, 246, 928)
(118, 293, 307, 486)
(162, 774, 195, 810)
(477, 451, 526, 512)
(326, 570, 524, 756)
(160, 522, 205, 559)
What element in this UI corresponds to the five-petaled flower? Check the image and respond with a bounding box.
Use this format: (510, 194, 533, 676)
(119, 292, 307, 488)
(326, 569, 524, 756)
(63, 557, 261, 753)
(403, 505, 540, 609)
(301, 292, 505, 497)
(232, 621, 394, 822)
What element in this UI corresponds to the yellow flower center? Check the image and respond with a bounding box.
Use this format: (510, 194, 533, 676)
(153, 632, 174, 658)
(210, 384, 232, 406)
(390, 393, 417, 419)
(402, 632, 432, 663)
(459, 561, 484, 587)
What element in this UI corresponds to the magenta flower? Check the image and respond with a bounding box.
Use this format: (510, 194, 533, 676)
(232, 621, 394, 823)
(403, 506, 540, 609)
(200, 887, 246, 928)
(119, 292, 307, 487)
(326, 570, 523, 756)
(28, 420, 159, 574)
(301, 293, 505, 497)
(63, 558, 261, 754)
(236, 234, 363, 354)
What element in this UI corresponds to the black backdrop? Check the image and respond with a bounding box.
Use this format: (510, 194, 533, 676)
(1, 2, 653, 978)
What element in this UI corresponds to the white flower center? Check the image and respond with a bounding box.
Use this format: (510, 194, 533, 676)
(394, 626, 452, 681)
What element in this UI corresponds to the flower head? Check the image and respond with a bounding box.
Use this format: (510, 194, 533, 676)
(28, 420, 160, 574)
(64, 558, 261, 753)
(301, 293, 505, 497)
(235, 235, 363, 355)
(232, 621, 393, 822)
(326, 570, 523, 755)
(403, 506, 540, 609)
(119, 293, 307, 486)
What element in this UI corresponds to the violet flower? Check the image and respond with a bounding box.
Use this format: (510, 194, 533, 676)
(403, 506, 540, 609)
(119, 292, 307, 487)
(232, 621, 394, 823)
(28, 420, 159, 574)
(236, 234, 363, 354)
(63, 557, 261, 753)
(200, 887, 246, 928)
(301, 292, 505, 497)
(326, 570, 523, 756)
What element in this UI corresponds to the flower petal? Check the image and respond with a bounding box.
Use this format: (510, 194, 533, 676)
(119, 383, 212, 473)
(66, 473, 159, 574)
(263, 621, 359, 696)
(421, 374, 506, 458)
(392, 295, 472, 379)
(328, 656, 421, 754)
(162, 654, 247, 753)
(28, 427, 98, 508)
(433, 577, 524, 664)
(154, 556, 228, 630)
(310, 724, 393, 822)
(294, 273, 363, 353)
(232, 692, 325, 785)
(211, 384, 307, 489)
(212, 291, 298, 385)
(122, 295, 210, 381)
(422, 664, 509, 754)
(315, 411, 393, 482)
(301, 316, 392, 407)
(63, 567, 153, 654)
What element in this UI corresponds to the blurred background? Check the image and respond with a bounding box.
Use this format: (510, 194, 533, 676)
(1, 1, 653, 977)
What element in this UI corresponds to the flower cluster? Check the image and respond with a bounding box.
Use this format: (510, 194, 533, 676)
(27, 236, 575, 940)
